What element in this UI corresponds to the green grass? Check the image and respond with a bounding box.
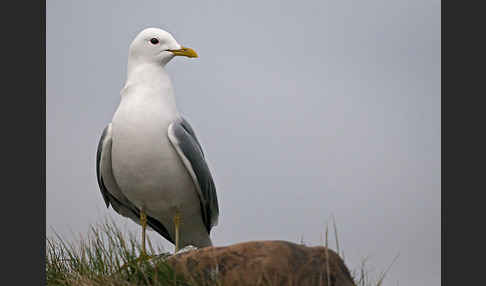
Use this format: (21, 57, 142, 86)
(46, 217, 398, 286)
(324, 216, 400, 286)
(46, 218, 188, 286)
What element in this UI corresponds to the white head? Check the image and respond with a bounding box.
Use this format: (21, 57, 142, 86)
(128, 27, 198, 67)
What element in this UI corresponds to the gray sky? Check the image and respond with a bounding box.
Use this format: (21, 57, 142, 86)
(47, 1, 440, 284)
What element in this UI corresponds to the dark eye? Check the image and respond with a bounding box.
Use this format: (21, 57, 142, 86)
(150, 38, 159, 45)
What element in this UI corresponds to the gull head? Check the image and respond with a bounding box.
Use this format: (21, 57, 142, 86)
(128, 27, 198, 66)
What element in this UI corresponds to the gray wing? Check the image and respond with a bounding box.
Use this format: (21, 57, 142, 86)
(96, 124, 174, 243)
(168, 117, 219, 233)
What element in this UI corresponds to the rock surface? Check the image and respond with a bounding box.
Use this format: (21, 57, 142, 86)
(166, 240, 355, 286)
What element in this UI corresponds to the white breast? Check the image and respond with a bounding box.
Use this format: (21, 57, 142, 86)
(110, 85, 201, 226)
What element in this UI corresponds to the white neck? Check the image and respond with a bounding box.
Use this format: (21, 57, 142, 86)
(121, 60, 178, 116)
(124, 58, 172, 88)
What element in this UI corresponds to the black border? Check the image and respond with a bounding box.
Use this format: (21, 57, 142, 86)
(42, 1, 47, 283)
(443, 0, 485, 284)
(3, 0, 45, 284)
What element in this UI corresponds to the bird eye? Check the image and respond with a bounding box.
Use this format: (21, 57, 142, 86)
(150, 38, 159, 45)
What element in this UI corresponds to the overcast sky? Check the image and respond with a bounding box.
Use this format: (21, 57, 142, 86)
(47, 1, 440, 284)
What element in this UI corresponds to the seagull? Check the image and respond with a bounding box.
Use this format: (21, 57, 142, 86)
(96, 28, 219, 255)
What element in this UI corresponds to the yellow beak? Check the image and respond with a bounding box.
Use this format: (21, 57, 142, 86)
(168, 46, 198, 58)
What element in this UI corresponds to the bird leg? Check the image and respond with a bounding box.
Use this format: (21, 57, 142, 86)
(140, 208, 147, 257)
(173, 210, 181, 253)
(118, 208, 152, 272)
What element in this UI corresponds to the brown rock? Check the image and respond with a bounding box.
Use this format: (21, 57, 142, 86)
(166, 240, 355, 286)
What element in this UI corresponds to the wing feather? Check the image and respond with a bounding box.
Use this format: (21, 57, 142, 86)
(168, 117, 219, 233)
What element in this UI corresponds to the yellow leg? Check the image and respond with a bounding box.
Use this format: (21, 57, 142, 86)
(173, 211, 181, 253)
(118, 209, 152, 272)
(140, 209, 147, 257)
